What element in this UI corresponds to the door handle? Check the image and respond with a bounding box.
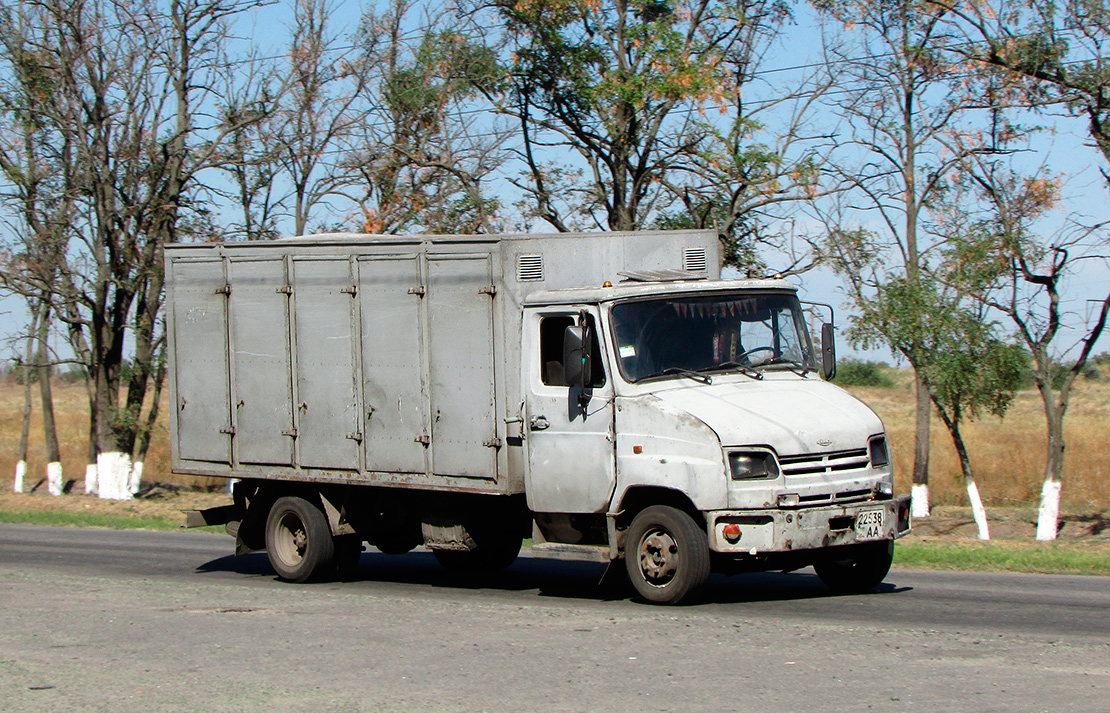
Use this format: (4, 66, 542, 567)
(530, 415, 549, 431)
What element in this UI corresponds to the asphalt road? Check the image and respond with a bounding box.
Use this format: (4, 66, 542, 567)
(1, 524, 1107, 713)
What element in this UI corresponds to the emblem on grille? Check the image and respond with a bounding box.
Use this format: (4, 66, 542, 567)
(816, 438, 833, 447)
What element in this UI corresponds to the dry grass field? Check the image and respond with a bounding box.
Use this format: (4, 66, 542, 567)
(2, 372, 1108, 512)
(858, 366, 1110, 511)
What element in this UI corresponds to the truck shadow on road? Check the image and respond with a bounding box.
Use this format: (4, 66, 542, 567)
(196, 550, 912, 605)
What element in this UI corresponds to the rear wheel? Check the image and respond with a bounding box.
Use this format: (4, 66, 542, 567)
(624, 505, 711, 605)
(814, 540, 894, 593)
(265, 496, 335, 583)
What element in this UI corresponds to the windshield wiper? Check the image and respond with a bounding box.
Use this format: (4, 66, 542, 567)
(708, 361, 764, 380)
(760, 357, 813, 377)
(656, 366, 713, 384)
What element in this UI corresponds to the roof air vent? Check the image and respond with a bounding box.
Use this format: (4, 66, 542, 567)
(517, 254, 544, 281)
(683, 247, 708, 272)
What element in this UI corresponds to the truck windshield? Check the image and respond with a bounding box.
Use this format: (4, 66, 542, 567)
(610, 293, 816, 383)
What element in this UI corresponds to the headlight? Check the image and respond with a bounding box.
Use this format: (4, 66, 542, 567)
(729, 451, 780, 480)
(869, 436, 890, 468)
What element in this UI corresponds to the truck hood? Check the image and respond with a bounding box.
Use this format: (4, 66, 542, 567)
(652, 377, 883, 455)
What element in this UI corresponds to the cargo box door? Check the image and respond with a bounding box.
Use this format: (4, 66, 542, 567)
(358, 256, 428, 474)
(228, 258, 294, 466)
(292, 258, 360, 471)
(427, 254, 498, 479)
(170, 259, 232, 464)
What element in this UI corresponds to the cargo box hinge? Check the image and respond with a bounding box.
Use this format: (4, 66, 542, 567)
(484, 437, 502, 449)
(407, 286, 426, 296)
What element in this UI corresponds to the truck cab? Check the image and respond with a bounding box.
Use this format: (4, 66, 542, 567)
(520, 277, 909, 603)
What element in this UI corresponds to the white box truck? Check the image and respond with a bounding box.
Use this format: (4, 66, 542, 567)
(168, 229, 910, 604)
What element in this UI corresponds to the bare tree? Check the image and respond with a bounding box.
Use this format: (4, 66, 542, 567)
(11, 304, 37, 493)
(813, 0, 1006, 517)
(925, 0, 1110, 540)
(949, 158, 1110, 540)
(267, 0, 373, 236)
(2, 0, 270, 499)
(0, 0, 77, 496)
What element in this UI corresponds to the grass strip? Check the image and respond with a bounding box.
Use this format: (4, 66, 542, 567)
(896, 538, 1110, 576)
(0, 508, 218, 532)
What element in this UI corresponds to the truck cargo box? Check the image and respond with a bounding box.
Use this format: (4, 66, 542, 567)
(165, 229, 719, 495)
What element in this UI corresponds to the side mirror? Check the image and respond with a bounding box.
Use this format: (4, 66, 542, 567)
(563, 324, 592, 388)
(821, 323, 836, 380)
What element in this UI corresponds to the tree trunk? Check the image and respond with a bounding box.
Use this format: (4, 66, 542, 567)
(84, 385, 98, 496)
(14, 309, 39, 494)
(911, 370, 931, 518)
(37, 308, 63, 496)
(1036, 409, 1066, 541)
(933, 398, 989, 539)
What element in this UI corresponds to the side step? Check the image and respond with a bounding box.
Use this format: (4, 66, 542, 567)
(530, 542, 611, 563)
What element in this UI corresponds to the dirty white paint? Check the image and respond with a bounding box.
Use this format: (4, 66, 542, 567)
(47, 462, 63, 497)
(14, 460, 26, 493)
(129, 461, 144, 495)
(967, 481, 989, 540)
(84, 463, 98, 496)
(1036, 480, 1062, 541)
(911, 484, 930, 518)
(97, 451, 133, 501)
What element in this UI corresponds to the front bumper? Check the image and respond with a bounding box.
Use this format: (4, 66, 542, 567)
(708, 494, 911, 554)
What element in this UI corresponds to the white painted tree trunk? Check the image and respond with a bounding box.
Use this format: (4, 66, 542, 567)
(14, 460, 26, 493)
(911, 483, 930, 518)
(966, 481, 989, 540)
(97, 451, 134, 501)
(1036, 480, 1062, 541)
(46, 462, 64, 497)
(85, 463, 98, 496)
(129, 461, 144, 496)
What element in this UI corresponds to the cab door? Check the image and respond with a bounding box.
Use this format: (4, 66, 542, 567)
(523, 307, 616, 513)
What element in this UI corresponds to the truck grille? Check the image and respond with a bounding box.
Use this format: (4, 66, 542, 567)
(779, 448, 870, 475)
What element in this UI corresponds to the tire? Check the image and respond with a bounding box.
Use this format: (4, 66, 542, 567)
(265, 496, 336, 583)
(814, 540, 894, 594)
(624, 505, 711, 605)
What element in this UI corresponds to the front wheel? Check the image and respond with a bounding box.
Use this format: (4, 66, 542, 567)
(814, 540, 894, 593)
(624, 505, 711, 605)
(265, 496, 335, 583)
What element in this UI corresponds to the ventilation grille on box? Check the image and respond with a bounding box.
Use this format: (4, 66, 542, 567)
(682, 247, 708, 272)
(518, 254, 544, 281)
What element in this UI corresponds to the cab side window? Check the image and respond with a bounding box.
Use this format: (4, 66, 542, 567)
(539, 314, 606, 387)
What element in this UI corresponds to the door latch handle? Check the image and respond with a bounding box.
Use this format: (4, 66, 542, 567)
(530, 415, 550, 431)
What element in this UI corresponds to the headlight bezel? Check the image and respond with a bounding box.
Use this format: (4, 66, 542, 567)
(869, 435, 890, 469)
(728, 449, 781, 481)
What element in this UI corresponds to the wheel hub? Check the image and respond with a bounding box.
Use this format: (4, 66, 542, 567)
(638, 529, 679, 585)
(275, 513, 307, 565)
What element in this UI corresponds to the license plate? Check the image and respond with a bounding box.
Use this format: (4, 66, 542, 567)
(855, 510, 885, 541)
